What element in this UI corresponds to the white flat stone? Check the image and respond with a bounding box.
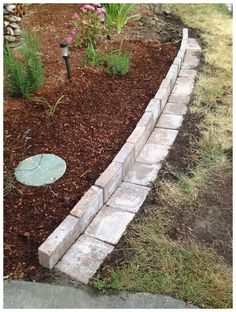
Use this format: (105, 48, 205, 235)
(163, 102, 188, 115)
(106, 181, 150, 213)
(70, 186, 103, 233)
(179, 69, 197, 78)
(156, 113, 184, 130)
(147, 128, 178, 147)
(136, 144, 169, 164)
(85, 206, 135, 245)
(124, 161, 161, 186)
(154, 87, 169, 111)
(55, 234, 114, 284)
(38, 215, 81, 269)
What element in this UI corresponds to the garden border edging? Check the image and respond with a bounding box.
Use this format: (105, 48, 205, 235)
(38, 28, 189, 270)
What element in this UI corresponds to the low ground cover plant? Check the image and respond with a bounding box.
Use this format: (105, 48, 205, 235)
(4, 31, 43, 98)
(103, 50, 130, 75)
(30, 95, 65, 117)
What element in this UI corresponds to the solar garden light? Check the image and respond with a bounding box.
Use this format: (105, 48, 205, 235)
(60, 42, 72, 80)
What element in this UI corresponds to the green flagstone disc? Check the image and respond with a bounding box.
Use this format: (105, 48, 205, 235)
(14, 154, 67, 186)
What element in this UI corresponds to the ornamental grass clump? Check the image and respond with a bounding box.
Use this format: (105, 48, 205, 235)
(103, 51, 130, 76)
(4, 31, 43, 98)
(103, 3, 140, 36)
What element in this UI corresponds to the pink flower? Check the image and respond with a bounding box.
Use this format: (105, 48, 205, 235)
(66, 36, 73, 44)
(72, 12, 80, 19)
(97, 7, 105, 16)
(80, 4, 95, 12)
(71, 28, 77, 35)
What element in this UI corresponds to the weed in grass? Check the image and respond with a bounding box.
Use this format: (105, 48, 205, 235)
(30, 95, 65, 117)
(103, 51, 130, 76)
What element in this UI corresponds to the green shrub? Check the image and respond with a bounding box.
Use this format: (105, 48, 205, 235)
(4, 31, 43, 98)
(85, 40, 100, 66)
(103, 51, 130, 76)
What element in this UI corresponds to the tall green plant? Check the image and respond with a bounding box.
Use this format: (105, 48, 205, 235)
(4, 31, 43, 98)
(103, 4, 140, 35)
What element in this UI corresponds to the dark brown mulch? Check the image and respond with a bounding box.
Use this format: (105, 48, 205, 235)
(4, 4, 178, 281)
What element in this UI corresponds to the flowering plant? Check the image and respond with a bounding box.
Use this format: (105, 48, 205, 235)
(66, 4, 105, 48)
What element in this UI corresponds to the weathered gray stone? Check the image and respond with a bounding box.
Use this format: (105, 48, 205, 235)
(55, 234, 114, 284)
(70, 186, 103, 232)
(113, 143, 135, 179)
(163, 102, 187, 115)
(5, 35, 16, 42)
(124, 161, 161, 186)
(85, 206, 135, 245)
(147, 128, 178, 147)
(183, 28, 188, 39)
(95, 162, 122, 202)
(145, 98, 161, 122)
(156, 113, 184, 130)
(106, 182, 150, 213)
(38, 215, 81, 269)
(165, 64, 179, 89)
(137, 112, 155, 138)
(182, 50, 201, 69)
(136, 144, 169, 164)
(14, 154, 66, 186)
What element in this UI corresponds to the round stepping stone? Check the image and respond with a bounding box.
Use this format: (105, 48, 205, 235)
(14, 154, 66, 186)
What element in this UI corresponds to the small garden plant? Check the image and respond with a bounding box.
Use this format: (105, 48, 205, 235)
(4, 31, 43, 98)
(103, 51, 130, 76)
(30, 95, 65, 117)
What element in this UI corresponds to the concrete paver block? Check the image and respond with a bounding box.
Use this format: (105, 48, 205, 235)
(113, 143, 135, 179)
(172, 76, 195, 96)
(55, 234, 114, 284)
(106, 181, 150, 213)
(182, 50, 201, 69)
(85, 206, 135, 245)
(168, 94, 191, 105)
(166, 64, 179, 89)
(124, 161, 161, 186)
(156, 113, 184, 130)
(127, 126, 148, 158)
(163, 102, 187, 115)
(159, 78, 171, 93)
(145, 98, 161, 123)
(136, 144, 169, 164)
(154, 87, 169, 111)
(95, 162, 122, 202)
(179, 69, 197, 78)
(38, 215, 81, 269)
(137, 111, 155, 136)
(147, 128, 178, 147)
(70, 186, 103, 232)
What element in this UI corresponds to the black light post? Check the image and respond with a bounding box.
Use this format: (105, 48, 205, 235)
(60, 42, 72, 80)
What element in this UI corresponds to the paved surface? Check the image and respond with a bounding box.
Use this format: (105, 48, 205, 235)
(4, 281, 199, 309)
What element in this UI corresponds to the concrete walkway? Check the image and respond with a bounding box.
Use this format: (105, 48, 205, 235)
(4, 281, 199, 309)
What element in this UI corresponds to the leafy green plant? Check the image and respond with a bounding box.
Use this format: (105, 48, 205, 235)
(85, 39, 100, 66)
(103, 4, 140, 35)
(103, 51, 130, 76)
(4, 31, 43, 98)
(30, 95, 65, 117)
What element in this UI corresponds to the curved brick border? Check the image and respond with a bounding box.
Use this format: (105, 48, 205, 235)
(38, 28, 202, 283)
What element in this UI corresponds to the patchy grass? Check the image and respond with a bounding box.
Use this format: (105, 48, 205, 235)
(91, 4, 232, 308)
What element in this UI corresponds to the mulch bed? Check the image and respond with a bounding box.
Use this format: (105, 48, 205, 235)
(4, 4, 178, 281)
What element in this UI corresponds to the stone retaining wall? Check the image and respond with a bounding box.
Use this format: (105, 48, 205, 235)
(38, 29, 202, 284)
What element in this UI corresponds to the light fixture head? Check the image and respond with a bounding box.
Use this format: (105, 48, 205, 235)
(60, 42, 69, 57)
